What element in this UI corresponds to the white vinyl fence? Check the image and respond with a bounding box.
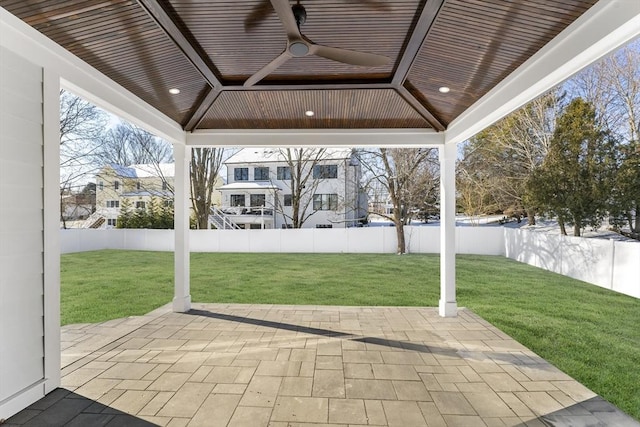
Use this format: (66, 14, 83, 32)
(505, 228, 640, 298)
(60, 226, 506, 255)
(60, 226, 640, 298)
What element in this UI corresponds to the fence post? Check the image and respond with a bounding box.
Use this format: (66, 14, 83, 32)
(610, 239, 616, 291)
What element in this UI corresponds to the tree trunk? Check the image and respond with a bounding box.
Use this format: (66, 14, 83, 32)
(526, 210, 536, 226)
(395, 221, 406, 254)
(634, 203, 640, 233)
(197, 200, 208, 229)
(559, 218, 567, 236)
(573, 219, 582, 237)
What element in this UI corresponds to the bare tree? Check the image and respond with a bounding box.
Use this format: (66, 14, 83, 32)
(96, 121, 173, 166)
(567, 40, 639, 145)
(457, 90, 561, 224)
(190, 148, 225, 229)
(59, 90, 108, 228)
(271, 148, 330, 228)
(359, 148, 439, 254)
(95, 121, 174, 199)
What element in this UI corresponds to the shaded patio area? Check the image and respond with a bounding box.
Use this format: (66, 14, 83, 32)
(6, 304, 638, 427)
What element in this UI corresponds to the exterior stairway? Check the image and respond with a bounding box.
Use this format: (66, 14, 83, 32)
(81, 212, 106, 229)
(209, 206, 241, 230)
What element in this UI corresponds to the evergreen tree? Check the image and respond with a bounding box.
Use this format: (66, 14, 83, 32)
(147, 197, 160, 228)
(132, 202, 151, 229)
(117, 198, 134, 228)
(528, 98, 617, 236)
(611, 140, 640, 236)
(160, 199, 174, 229)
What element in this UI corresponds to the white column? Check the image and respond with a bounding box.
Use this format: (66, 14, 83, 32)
(173, 143, 191, 312)
(43, 70, 61, 394)
(439, 142, 458, 317)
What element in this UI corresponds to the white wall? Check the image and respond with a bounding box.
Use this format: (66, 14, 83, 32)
(505, 228, 640, 298)
(61, 226, 505, 255)
(0, 46, 46, 419)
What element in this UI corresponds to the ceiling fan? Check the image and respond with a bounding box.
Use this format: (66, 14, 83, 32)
(243, 0, 391, 87)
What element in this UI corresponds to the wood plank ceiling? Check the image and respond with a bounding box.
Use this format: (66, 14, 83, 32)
(0, 0, 598, 130)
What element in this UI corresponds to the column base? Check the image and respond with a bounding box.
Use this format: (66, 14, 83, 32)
(438, 300, 458, 317)
(172, 295, 192, 313)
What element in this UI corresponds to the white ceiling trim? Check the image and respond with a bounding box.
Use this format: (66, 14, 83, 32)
(0, 7, 185, 145)
(186, 129, 445, 148)
(445, 0, 640, 146)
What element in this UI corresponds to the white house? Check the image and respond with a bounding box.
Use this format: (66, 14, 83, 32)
(214, 148, 366, 229)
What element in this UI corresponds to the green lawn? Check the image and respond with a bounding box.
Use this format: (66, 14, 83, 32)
(61, 250, 640, 420)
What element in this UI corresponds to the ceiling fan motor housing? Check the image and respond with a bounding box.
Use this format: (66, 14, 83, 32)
(289, 41, 309, 56)
(292, 4, 306, 26)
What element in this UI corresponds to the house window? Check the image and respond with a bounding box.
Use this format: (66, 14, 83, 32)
(162, 181, 168, 191)
(234, 167, 249, 181)
(107, 219, 117, 226)
(136, 201, 146, 209)
(254, 167, 269, 181)
(164, 200, 173, 207)
(277, 166, 291, 180)
(316, 224, 333, 229)
(98, 181, 104, 190)
(136, 182, 141, 190)
(250, 194, 266, 207)
(106, 200, 120, 208)
(283, 194, 292, 207)
(313, 164, 338, 179)
(114, 180, 120, 190)
(230, 194, 245, 206)
(249, 224, 262, 230)
(313, 194, 338, 211)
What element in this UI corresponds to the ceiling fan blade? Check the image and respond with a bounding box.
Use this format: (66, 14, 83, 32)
(244, 1, 273, 31)
(309, 44, 390, 67)
(270, 0, 301, 39)
(244, 51, 292, 87)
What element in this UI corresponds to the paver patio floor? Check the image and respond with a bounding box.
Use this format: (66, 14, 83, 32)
(6, 303, 638, 426)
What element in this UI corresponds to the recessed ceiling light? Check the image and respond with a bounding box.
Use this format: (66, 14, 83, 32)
(169, 88, 181, 94)
(305, 110, 315, 117)
(438, 86, 451, 94)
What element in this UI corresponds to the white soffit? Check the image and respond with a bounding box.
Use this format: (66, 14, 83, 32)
(0, 7, 185, 145)
(186, 129, 445, 148)
(445, 0, 640, 146)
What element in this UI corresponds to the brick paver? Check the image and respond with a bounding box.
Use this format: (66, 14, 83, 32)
(6, 303, 639, 426)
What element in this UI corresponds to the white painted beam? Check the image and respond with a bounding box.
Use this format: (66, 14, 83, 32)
(173, 144, 191, 312)
(446, 0, 640, 145)
(187, 129, 445, 148)
(439, 142, 457, 317)
(0, 7, 185, 145)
